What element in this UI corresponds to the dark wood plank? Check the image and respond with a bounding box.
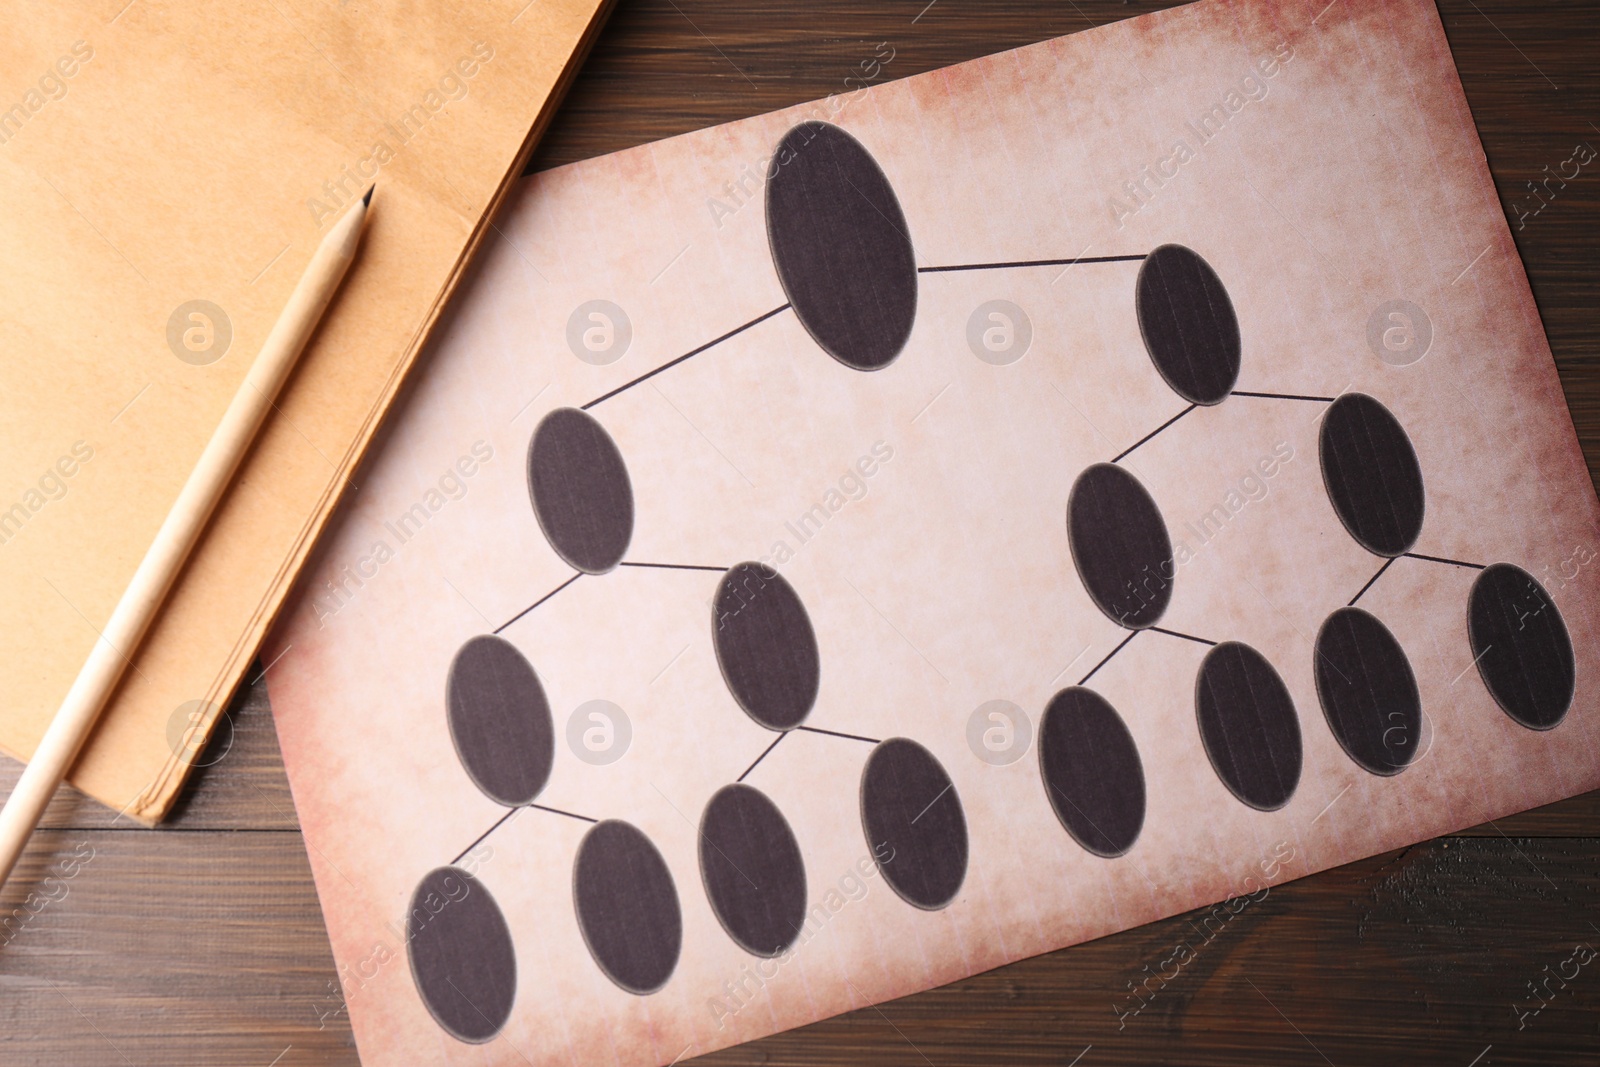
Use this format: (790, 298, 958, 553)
(3, 833, 1596, 1066)
(0, 830, 356, 1067)
(692, 838, 1600, 1067)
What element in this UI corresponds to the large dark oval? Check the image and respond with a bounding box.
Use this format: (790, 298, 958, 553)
(447, 635, 555, 807)
(1135, 244, 1241, 405)
(713, 562, 821, 730)
(407, 866, 516, 1043)
(573, 820, 682, 995)
(765, 121, 917, 371)
(1314, 607, 1422, 775)
(1038, 687, 1146, 857)
(528, 407, 634, 574)
(1196, 642, 1303, 810)
(860, 738, 967, 910)
(699, 784, 808, 957)
(1469, 563, 1575, 730)
(1318, 393, 1425, 557)
(1068, 463, 1173, 630)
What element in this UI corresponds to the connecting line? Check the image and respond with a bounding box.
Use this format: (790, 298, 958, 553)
(619, 562, 729, 573)
(1112, 404, 1197, 463)
(450, 807, 519, 864)
(529, 802, 599, 824)
(449, 802, 600, 865)
(1229, 390, 1337, 403)
(1078, 629, 1140, 686)
(1148, 625, 1218, 647)
(494, 573, 582, 634)
(795, 724, 881, 745)
(581, 303, 791, 410)
(1348, 557, 1396, 606)
(1403, 551, 1486, 571)
(917, 253, 1147, 274)
(736, 732, 789, 782)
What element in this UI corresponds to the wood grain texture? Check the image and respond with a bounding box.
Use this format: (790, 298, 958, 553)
(1, 0, 1596, 1063)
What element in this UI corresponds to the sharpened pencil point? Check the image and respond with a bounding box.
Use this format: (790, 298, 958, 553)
(362, 185, 375, 207)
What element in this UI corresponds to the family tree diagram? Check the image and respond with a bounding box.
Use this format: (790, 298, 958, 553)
(398, 120, 1577, 1043)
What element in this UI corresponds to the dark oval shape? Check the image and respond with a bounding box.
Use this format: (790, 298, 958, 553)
(1318, 393, 1425, 557)
(1314, 607, 1422, 775)
(447, 635, 555, 806)
(765, 121, 917, 371)
(699, 784, 808, 957)
(1135, 244, 1241, 405)
(1038, 687, 1146, 857)
(713, 562, 821, 730)
(528, 407, 634, 574)
(1068, 463, 1173, 629)
(860, 738, 967, 910)
(573, 820, 682, 995)
(1196, 642, 1303, 810)
(1469, 563, 1575, 730)
(407, 866, 516, 1043)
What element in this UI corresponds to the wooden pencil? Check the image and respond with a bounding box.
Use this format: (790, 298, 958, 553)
(0, 186, 375, 887)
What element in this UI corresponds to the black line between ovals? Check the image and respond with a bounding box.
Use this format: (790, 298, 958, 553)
(1230, 390, 1337, 403)
(795, 724, 881, 745)
(529, 802, 599, 824)
(736, 732, 789, 783)
(581, 304, 791, 410)
(1148, 626, 1218, 647)
(449, 807, 519, 865)
(1113, 404, 1198, 463)
(1078, 629, 1141, 686)
(1404, 551, 1487, 571)
(619, 562, 729, 573)
(447, 802, 600, 866)
(918, 254, 1148, 274)
(1348, 557, 1397, 606)
(494, 572, 581, 634)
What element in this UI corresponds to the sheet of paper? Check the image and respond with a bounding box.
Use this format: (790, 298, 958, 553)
(267, 0, 1600, 1061)
(0, 0, 611, 820)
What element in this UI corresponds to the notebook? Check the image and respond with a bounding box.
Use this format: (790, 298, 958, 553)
(0, 0, 612, 821)
(267, 0, 1600, 1061)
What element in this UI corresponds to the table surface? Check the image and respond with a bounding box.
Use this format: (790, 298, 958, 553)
(3, 1, 1598, 1064)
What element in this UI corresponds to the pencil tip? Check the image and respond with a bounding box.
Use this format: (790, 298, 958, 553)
(362, 185, 375, 207)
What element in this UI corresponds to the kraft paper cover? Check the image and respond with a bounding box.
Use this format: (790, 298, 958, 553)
(0, 0, 611, 821)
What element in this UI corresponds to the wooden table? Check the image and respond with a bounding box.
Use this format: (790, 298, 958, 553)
(3, 1, 1597, 1063)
